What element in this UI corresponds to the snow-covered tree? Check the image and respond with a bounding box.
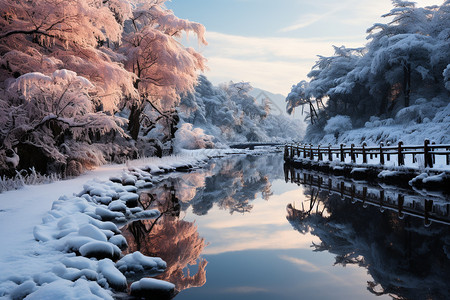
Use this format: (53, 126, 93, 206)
(120, 1, 207, 141)
(0, 0, 208, 174)
(177, 76, 304, 148)
(0, 0, 136, 111)
(288, 0, 450, 143)
(0, 70, 128, 175)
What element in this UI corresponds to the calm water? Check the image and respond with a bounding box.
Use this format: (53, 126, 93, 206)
(121, 152, 450, 300)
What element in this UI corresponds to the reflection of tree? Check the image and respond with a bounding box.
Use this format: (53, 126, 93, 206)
(122, 185, 207, 294)
(121, 153, 284, 294)
(287, 190, 450, 300)
(189, 155, 281, 215)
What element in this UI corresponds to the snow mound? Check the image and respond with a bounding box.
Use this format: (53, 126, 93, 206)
(98, 259, 127, 291)
(116, 251, 167, 276)
(5, 174, 166, 299)
(79, 241, 121, 260)
(130, 278, 175, 299)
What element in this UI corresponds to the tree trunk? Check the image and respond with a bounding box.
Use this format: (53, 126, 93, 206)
(168, 112, 180, 154)
(403, 63, 411, 107)
(128, 103, 143, 140)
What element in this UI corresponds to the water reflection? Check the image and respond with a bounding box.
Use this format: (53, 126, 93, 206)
(285, 165, 450, 299)
(284, 164, 450, 227)
(188, 155, 277, 216)
(121, 153, 450, 300)
(121, 181, 207, 295)
(120, 154, 283, 296)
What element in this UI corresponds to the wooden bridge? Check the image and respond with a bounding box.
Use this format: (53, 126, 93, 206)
(284, 139, 450, 169)
(230, 142, 284, 150)
(284, 166, 450, 227)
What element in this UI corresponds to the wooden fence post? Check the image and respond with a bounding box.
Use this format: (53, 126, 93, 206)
(432, 141, 436, 165)
(380, 142, 385, 165)
(284, 145, 289, 159)
(379, 190, 385, 212)
(290, 145, 294, 159)
(397, 194, 404, 219)
(318, 145, 322, 161)
(398, 141, 404, 166)
(328, 144, 332, 162)
(351, 184, 356, 202)
(351, 144, 356, 163)
(340, 144, 345, 162)
(447, 147, 450, 165)
(424, 199, 433, 227)
(303, 145, 307, 159)
(362, 142, 367, 164)
(386, 142, 390, 161)
(424, 139, 433, 168)
(310, 144, 314, 160)
(290, 166, 295, 183)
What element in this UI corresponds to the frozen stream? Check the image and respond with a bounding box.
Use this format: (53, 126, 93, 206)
(121, 153, 450, 300)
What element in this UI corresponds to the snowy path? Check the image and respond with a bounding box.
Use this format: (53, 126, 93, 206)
(0, 164, 127, 283)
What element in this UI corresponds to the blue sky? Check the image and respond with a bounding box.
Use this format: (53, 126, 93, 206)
(166, 0, 441, 95)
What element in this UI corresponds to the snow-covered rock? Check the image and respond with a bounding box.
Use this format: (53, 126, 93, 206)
(78, 224, 108, 242)
(98, 259, 127, 291)
(108, 235, 128, 251)
(116, 252, 166, 276)
(130, 278, 175, 299)
(79, 241, 121, 260)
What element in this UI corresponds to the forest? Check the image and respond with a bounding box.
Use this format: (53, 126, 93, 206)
(0, 0, 301, 177)
(286, 0, 450, 145)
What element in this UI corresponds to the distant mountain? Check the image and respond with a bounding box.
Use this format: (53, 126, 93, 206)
(249, 88, 287, 116)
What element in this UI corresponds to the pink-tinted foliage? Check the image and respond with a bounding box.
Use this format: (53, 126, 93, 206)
(122, 1, 207, 108)
(0, 70, 128, 174)
(0, 0, 208, 174)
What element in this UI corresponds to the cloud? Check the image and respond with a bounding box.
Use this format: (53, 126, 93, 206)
(279, 255, 322, 272)
(279, 0, 363, 33)
(279, 255, 351, 285)
(204, 31, 362, 61)
(194, 190, 322, 255)
(198, 31, 363, 94)
(204, 57, 308, 97)
(279, 4, 345, 33)
(279, 13, 329, 32)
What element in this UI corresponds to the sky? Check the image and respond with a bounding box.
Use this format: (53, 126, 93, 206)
(166, 0, 442, 95)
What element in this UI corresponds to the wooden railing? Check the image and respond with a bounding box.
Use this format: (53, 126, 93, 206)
(284, 139, 450, 168)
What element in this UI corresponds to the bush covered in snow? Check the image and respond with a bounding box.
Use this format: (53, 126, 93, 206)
(174, 123, 215, 151)
(324, 115, 352, 135)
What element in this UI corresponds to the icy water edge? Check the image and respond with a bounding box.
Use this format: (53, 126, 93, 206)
(121, 152, 450, 300)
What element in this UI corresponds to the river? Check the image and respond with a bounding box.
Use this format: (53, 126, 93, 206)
(120, 152, 450, 300)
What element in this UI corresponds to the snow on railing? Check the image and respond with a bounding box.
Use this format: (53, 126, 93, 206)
(284, 139, 450, 169)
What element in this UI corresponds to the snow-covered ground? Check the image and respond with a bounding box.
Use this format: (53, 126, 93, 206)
(305, 101, 450, 147)
(0, 148, 275, 299)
